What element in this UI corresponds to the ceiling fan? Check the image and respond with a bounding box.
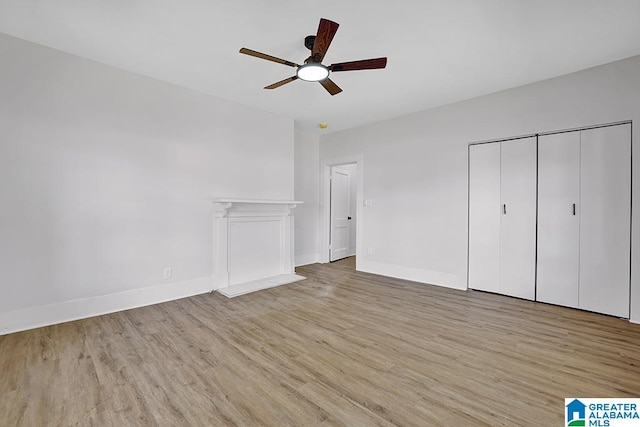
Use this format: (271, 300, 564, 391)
(239, 18, 387, 95)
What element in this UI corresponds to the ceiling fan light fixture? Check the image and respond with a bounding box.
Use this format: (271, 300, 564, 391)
(239, 18, 387, 95)
(296, 63, 329, 82)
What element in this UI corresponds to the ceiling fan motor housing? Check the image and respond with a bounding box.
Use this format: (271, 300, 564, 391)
(304, 35, 316, 51)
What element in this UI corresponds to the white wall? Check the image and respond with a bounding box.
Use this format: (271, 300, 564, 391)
(319, 54, 640, 323)
(293, 128, 320, 266)
(0, 33, 294, 334)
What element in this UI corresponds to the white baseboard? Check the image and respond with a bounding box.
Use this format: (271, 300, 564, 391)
(357, 259, 466, 291)
(295, 253, 320, 267)
(0, 276, 214, 336)
(631, 318, 639, 325)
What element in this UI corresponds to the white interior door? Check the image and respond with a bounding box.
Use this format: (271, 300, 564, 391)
(468, 143, 500, 293)
(330, 167, 351, 262)
(579, 124, 631, 317)
(537, 132, 581, 308)
(499, 137, 537, 300)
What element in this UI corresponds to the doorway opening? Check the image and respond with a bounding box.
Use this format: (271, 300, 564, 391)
(329, 164, 357, 262)
(321, 156, 363, 269)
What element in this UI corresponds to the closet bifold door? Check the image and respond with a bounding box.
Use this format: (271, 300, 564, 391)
(578, 124, 631, 318)
(468, 143, 500, 293)
(499, 137, 536, 300)
(537, 132, 581, 308)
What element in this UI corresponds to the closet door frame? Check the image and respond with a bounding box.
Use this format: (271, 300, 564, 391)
(468, 120, 632, 319)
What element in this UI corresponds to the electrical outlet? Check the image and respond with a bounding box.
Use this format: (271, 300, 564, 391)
(163, 267, 172, 279)
(367, 247, 374, 255)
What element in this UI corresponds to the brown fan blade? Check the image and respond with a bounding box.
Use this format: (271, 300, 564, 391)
(330, 57, 387, 72)
(239, 48, 299, 67)
(319, 78, 342, 96)
(264, 76, 298, 90)
(311, 18, 339, 63)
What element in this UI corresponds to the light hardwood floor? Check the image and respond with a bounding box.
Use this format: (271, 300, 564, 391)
(1, 257, 639, 426)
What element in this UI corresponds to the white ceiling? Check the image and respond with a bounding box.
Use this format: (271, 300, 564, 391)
(2, 1, 640, 134)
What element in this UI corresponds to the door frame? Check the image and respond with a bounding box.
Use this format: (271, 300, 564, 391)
(320, 155, 364, 266)
(466, 119, 632, 304)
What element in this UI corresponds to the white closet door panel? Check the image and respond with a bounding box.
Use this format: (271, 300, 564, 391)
(469, 143, 500, 293)
(537, 132, 580, 308)
(579, 124, 631, 317)
(499, 138, 537, 300)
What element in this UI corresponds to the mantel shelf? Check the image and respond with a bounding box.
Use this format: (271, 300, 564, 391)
(212, 198, 303, 205)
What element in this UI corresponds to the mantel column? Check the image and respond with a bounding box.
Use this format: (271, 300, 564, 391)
(212, 203, 232, 289)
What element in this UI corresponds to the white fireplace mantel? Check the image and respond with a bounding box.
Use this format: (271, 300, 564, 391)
(212, 198, 304, 297)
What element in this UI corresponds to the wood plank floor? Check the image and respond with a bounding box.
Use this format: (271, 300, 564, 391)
(1, 257, 639, 426)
